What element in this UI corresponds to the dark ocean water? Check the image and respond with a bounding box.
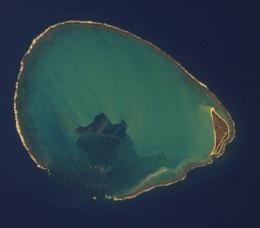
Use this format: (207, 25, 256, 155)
(0, 1, 260, 227)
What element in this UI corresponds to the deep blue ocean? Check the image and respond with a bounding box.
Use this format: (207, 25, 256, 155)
(0, 1, 259, 227)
